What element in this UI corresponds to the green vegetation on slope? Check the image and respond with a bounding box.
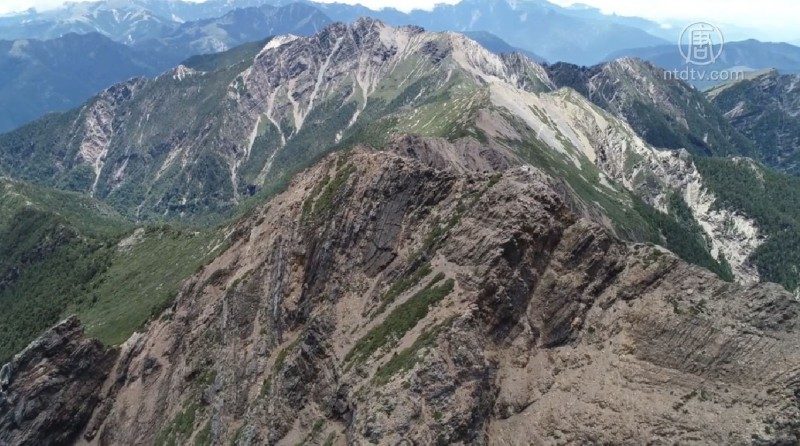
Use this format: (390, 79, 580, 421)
(696, 157, 800, 291)
(346, 274, 454, 367)
(0, 179, 126, 361)
(0, 178, 226, 363)
(68, 226, 226, 345)
(182, 39, 269, 72)
(373, 316, 454, 385)
(155, 402, 200, 446)
(301, 162, 356, 223)
(0, 211, 113, 362)
(708, 72, 800, 175)
(376, 262, 433, 315)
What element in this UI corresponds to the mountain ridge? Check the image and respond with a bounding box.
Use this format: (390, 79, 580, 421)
(707, 69, 800, 175)
(2, 142, 798, 445)
(608, 39, 800, 88)
(0, 0, 669, 65)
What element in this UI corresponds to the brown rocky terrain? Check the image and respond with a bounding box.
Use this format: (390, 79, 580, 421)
(0, 316, 116, 445)
(1, 139, 799, 445)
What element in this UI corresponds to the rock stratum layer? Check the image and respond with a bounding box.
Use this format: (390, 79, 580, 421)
(2, 144, 798, 445)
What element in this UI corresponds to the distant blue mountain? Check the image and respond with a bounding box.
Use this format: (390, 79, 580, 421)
(0, 2, 333, 133)
(137, 2, 331, 66)
(463, 31, 546, 63)
(608, 39, 800, 88)
(0, 32, 161, 133)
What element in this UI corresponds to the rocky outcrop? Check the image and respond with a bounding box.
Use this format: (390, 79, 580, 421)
(479, 80, 763, 284)
(3, 147, 788, 445)
(0, 316, 116, 446)
(387, 134, 516, 174)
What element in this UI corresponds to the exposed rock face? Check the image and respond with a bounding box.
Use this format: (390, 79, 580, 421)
(387, 134, 515, 174)
(0, 23, 775, 290)
(73, 78, 147, 195)
(576, 105, 765, 283)
(0, 316, 116, 446)
(483, 81, 762, 284)
(4, 146, 791, 445)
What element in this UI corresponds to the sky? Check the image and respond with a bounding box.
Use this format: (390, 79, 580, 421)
(2, 0, 798, 42)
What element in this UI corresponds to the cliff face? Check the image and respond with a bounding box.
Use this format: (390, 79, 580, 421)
(0, 316, 117, 445)
(4, 142, 796, 445)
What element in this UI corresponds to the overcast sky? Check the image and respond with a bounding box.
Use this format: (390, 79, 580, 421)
(2, 0, 798, 41)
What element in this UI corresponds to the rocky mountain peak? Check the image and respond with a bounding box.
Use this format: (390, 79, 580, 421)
(604, 56, 656, 72)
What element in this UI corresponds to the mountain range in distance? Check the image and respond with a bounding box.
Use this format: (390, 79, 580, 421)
(0, 1, 547, 133)
(3, 0, 800, 133)
(0, 32, 160, 132)
(1, 0, 669, 62)
(609, 39, 800, 89)
(0, 18, 799, 444)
